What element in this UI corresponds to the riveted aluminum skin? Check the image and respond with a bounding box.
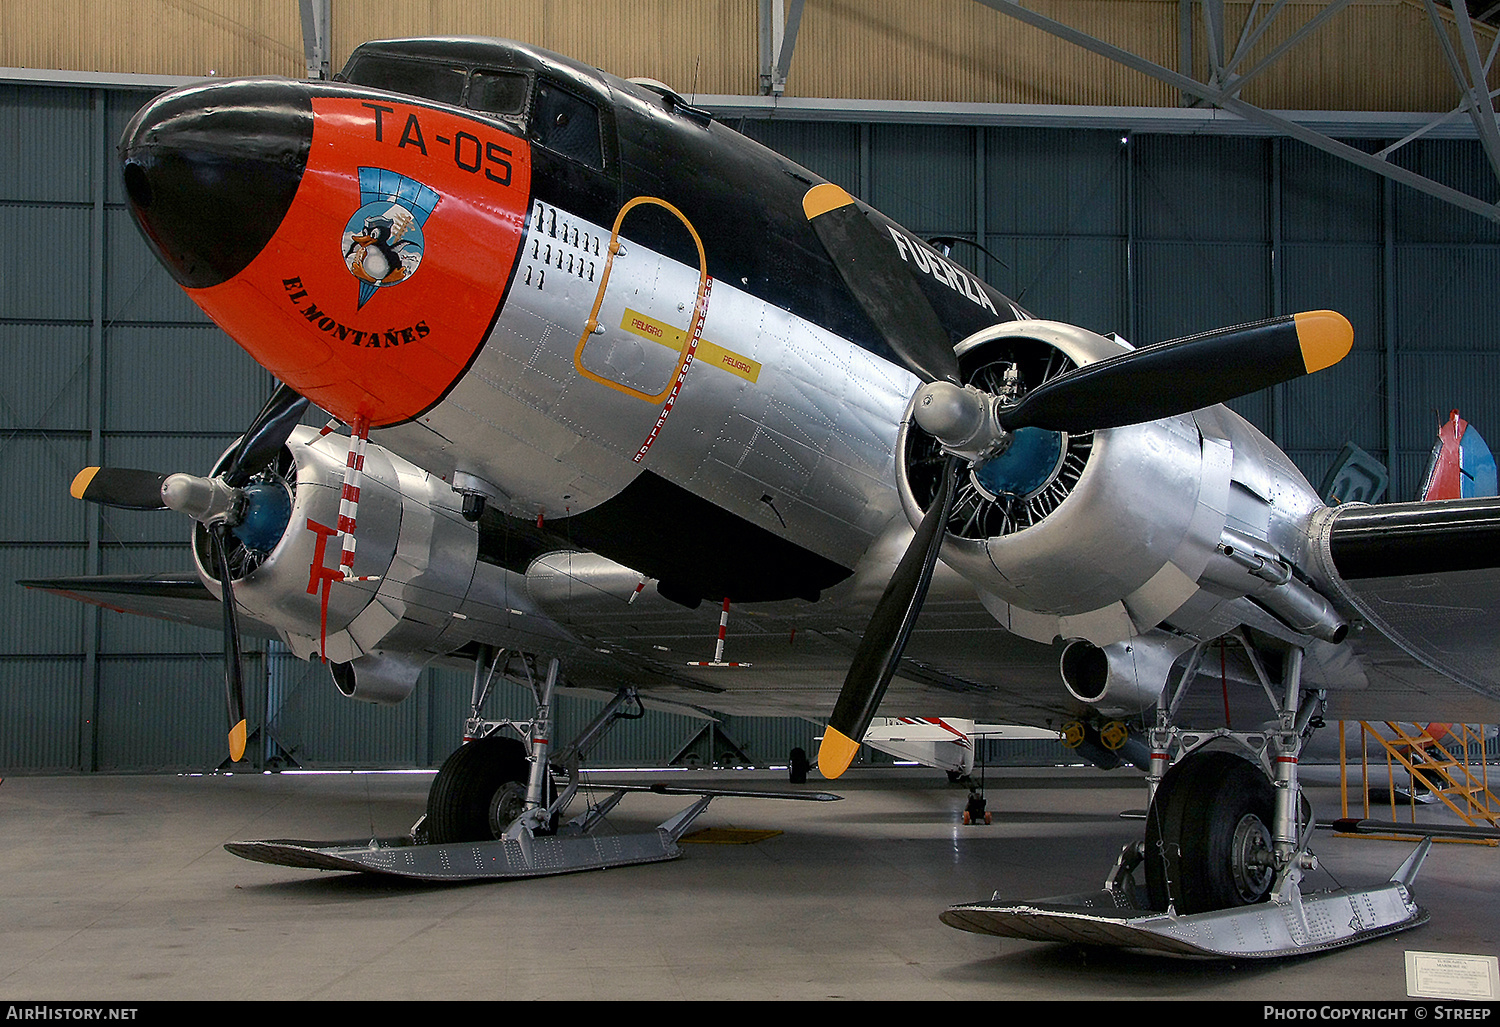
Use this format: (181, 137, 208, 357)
(378, 195, 916, 576)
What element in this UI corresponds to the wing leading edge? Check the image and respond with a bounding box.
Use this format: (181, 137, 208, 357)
(19, 574, 276, 639)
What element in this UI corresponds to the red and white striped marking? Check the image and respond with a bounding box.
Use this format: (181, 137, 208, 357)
(628, 576, 648, 605)
(634, 276, 713, 464)
(687, 595, 751, 667)
(335, 415, 380, 584)
(303, 416, 381, 660)
(890, 716, 974, 751)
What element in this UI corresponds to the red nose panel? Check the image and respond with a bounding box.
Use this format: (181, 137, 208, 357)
(188, 97, 532, 427)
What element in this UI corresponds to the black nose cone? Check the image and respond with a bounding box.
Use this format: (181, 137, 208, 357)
(120, 79, 313, 290)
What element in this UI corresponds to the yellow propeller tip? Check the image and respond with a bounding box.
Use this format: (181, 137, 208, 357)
(803, 183, 854, 221)
(1293, 310, 1354, 374)
(229, 720, 247, 763)
(70, 467, 100, 501)
(817, 725, 861, 780)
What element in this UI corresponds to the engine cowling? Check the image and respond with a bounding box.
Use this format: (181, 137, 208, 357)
(190, 426, 517, 703)
(1060, 634, 1198, 717)
(897, 320, 1344, 651)
(897, 321, 1232, 646)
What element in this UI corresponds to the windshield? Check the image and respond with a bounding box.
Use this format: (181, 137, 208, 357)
(344, 55, 466, 106)
(343, 56, 530, 123)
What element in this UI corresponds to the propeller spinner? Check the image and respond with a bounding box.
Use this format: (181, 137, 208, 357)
(803, 184, 1352, 778)
(68, 384, 308, 763)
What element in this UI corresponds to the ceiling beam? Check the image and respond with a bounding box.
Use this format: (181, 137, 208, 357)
(973, 0, 1500, 223)
(759, 0, 806, 96)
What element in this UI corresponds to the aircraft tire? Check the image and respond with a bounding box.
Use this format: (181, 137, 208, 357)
(1144, 750, 1276, 914)
(424, 736, 530, 844)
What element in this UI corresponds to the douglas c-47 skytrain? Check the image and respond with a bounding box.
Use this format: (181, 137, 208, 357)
(28, 36, 1500, 960)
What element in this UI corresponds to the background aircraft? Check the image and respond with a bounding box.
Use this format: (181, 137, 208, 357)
(861, 717, 1060, 780)
(25, 36, 1500, 957)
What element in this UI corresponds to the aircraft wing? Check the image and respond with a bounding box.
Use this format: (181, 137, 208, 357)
(19, 573, 281, 640)
(1319, 496, 1500, 722)
(16, 563, 1068, 728)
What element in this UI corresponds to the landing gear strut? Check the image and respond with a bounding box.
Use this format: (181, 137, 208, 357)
(421, 648, 570, 843)
(943, 636, 1431, 958)
(1144, 641, 1318, 915)
(225, 647, 842, 880)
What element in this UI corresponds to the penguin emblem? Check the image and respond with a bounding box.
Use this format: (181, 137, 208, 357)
(346, 214, 417, 285)
(340, 168, 441, 309)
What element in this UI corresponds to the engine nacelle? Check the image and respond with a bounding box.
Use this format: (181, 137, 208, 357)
(191, 426, 512, 703)
(897, 321, 1343, 649)
(898, 322, 1233, 645)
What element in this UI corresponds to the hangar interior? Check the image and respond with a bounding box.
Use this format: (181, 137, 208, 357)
(2, 1, 1499, 774)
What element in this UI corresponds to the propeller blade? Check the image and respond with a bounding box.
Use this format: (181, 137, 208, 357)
(70, 467, 170, 510)
(208, 526, 248, 763)
(999, 310, 1353, 434)
(819, 456, 960, 779)
(803, 184, 960, 386)
(223, 383, 308, 487)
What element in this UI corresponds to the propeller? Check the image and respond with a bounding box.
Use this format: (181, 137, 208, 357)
(68, 384, 308, 763)
(209, 523, 247, 762)
(818, 455, 959, 776)
(222, 384, 310, 488)
(803, 183, 960, 387)
(803, 183, 1353, 778)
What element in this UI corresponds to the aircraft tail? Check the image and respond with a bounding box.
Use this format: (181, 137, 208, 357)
(1418, 410, 1498, 501)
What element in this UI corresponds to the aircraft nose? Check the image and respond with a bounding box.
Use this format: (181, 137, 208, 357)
(119, 79, 312, 289)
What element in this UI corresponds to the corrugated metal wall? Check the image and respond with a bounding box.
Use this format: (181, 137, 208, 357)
(1, 2, 1492, 111)
(4, 58, 1500, 772)
(0, 3, 304, 79)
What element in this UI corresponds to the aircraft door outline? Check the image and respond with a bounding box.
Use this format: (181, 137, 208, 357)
(574, 195, 711, 408)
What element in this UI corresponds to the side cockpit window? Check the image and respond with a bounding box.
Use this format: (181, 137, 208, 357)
(341, 53, 607, 171)
(531, 81, 603, 169)
(468, 70, 530, 118)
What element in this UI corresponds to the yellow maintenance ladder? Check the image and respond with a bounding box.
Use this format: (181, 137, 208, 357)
(1338, 722, 1499, 844)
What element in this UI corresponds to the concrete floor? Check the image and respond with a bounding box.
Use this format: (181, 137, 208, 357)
(1, 765, 1496, 1001)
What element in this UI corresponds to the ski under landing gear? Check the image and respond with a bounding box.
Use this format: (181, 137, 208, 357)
(942, 637, 1430, 958)
(227, 649, 840, 881)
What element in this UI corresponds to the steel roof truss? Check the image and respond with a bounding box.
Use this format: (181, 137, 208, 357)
(977, 0, 1500, 224)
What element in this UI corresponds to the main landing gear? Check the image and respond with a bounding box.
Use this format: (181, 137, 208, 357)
(226, 647, 839, 880)
(942, 635, 1431, 958)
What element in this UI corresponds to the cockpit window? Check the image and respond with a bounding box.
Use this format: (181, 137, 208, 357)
(344, 55, 466, 107)
(531, 81, 603, 169)
(341, 53, 609, 170)
(468, 70, 530, 117)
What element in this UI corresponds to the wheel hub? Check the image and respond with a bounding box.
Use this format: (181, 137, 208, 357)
(1229, 812, 1275, 902)
(487, 780, 528, 837)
